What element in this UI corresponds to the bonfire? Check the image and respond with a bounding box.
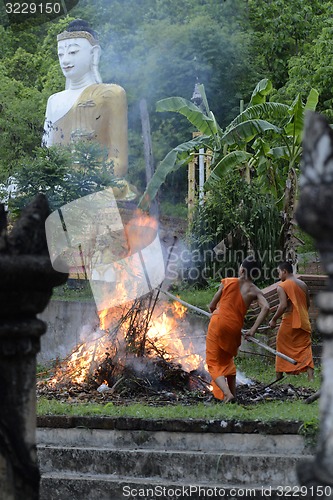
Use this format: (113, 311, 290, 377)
(37, 291, 213, 403)
(37, 291, 316, 406)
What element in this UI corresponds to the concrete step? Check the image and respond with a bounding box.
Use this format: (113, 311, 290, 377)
(37, 445, 312, 486)
(39, 473, 311, 500)
(37, 427, 308, 455)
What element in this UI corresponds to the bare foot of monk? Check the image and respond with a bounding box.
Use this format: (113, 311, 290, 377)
(223, 394, 235, 403)
(307, 367, 314, 382)
(214, 375, 236, 403)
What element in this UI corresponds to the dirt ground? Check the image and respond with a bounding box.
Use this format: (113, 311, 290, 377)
(37, 373, 316, 407)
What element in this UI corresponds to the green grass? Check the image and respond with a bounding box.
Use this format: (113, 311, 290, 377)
(236, 355, 321, 388)
(169, 284, 217, 312)
(37, 397, 318, 423)
(51, 282, 94, 301)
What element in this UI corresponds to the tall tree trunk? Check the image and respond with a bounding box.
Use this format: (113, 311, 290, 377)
(282, 166, 298, 267)
(140, 99, 159, 217)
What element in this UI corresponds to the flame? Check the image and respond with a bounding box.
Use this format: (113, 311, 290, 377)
(99, 308, 109, 331)
(92, 209, 160, 313)
(125, 209, 158, 253)
(171, 298, 187, 319)
(145, 303, 204, 372)
(48, 296, 208, 388)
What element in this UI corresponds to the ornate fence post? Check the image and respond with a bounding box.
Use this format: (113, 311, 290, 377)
(295, 111, 333, 498)
(0, 194, 67, 499)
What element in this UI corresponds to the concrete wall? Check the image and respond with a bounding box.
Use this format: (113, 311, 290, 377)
(38, 300, 99, 365)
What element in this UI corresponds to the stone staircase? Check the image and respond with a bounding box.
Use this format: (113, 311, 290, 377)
(37, 416, 314, 500)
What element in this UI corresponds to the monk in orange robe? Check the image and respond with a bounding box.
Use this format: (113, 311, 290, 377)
(206, 256, 270, 402)
(269, 261, 314, 381)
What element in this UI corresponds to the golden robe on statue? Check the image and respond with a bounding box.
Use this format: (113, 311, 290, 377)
(276, 279, 314, 374)
(45, 83, 135, 199)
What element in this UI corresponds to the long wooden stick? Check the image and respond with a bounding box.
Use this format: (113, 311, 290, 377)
(242, 330, 297, 365)
(160, 288, 297, 365)
(159, 288, 212, 317)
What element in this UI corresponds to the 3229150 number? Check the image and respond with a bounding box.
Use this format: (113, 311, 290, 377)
(5, 3, 61, 15)
(277, 485, 332, 497)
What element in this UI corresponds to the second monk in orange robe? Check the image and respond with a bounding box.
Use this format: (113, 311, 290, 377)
(269, 261, 314, 381)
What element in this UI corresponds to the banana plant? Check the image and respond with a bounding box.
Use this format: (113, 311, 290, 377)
(206, 82, 318, 194)
(138, 78, 319, 260)
(140, 80, 296, 207)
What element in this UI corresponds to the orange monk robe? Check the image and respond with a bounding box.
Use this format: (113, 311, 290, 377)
(276, 280, 314, 374)
(206, 277, 247, 400)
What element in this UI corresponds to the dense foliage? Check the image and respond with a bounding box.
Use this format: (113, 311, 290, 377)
(2, 0, 332, 195)
(188, 171, 280, 285)
(7, 142, 118, 214)
(0, 0, 329, 275)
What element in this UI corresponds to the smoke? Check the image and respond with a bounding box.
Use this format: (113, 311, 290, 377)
(237, 371, 254, 386)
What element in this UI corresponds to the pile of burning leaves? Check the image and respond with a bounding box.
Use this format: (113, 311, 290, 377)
(37, 292, 210, 404)
(37, 291, 316, 406)
(36, 371, 316, 406)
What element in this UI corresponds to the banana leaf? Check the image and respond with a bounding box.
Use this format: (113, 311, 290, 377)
(138, 135, 208, 211)
(156, 96, 218, 136)
(284, 89, 318, 141)
(249, 78, 273, 106)
(267, 146, 290, 160)
(221, 119, 282, 146)
(305, 88, 319, 112)
(204, 150, 253, 189)
(227, 102, 289, 129)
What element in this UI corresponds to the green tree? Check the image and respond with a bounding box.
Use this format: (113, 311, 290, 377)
(0, 69, 44, 180)
(247, 0, 330, 89)
(9, 142, 118, 214)
(278, 12, 333, 120)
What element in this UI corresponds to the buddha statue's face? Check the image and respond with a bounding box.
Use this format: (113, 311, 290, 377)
(58, 37, 94, 81)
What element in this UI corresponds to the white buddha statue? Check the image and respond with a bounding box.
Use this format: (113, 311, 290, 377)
(43, 19, 130, 189)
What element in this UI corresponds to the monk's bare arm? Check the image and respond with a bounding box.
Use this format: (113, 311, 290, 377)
(269, 286, 288, 329)
(209, 283, 224, 312)
(245, 289, 269, 337)
(297, 278, 311, 309)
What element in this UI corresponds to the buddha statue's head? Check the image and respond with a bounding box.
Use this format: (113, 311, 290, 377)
(57, 19, 102, 88)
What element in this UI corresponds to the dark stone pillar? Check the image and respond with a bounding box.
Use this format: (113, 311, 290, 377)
(295, 112, 333, 499)
(0, 195, 67, 499)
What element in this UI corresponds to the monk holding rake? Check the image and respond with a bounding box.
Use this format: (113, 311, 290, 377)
(269, 261, 314, 382)
(206, 256, 270, 403)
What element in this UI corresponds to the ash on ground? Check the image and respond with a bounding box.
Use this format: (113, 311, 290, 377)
(37, 369, 316, 407)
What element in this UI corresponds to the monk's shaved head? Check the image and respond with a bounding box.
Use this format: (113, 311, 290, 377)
(278, 261, 293, 274)
(241, 256, 261, 280)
